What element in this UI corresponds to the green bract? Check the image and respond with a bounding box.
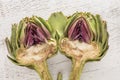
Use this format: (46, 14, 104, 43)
(48, 12, 67, 39)
(5, 16, 57, 80)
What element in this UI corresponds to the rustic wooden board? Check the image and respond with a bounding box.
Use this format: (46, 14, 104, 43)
(0, 0, 120, 80)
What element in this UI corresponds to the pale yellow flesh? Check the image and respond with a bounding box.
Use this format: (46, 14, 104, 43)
(60, 38, 100, 61)
(16, 40, 56, 65)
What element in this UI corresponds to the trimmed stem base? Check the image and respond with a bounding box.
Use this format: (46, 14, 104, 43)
(69, 59, 85, 80)
(34, 61, 52, 80)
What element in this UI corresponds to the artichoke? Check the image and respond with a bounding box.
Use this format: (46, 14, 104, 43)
(59, 12, 109, 80)
(5, 16, 57, 80)
(5, 12, 109, 80)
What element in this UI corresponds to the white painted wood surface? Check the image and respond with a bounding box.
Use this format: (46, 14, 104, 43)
(0, 0, 120, 80)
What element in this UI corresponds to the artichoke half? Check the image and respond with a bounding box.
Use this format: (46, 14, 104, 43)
(48, 12, 108, 80)
(58, 12, 109, 80)
(5, 16, 57, 80)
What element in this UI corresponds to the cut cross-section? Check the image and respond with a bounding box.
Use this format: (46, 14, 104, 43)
(68, 17, 91, 43)
(60, 38, 100, 61)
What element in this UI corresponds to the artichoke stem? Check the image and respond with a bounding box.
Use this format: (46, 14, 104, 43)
(57, 72, 62, 80)
(34, 61, 52, 80)
(69, 59, 85, 80)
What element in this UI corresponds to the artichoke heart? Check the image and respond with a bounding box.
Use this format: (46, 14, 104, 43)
(60, 38, 100, 60)
(16, 40, 56, 65)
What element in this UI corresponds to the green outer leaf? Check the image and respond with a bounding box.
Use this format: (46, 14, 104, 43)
(64, 12, 79, 36)
(17, 20, 25, 47)
(98, 20, 109, 57)
(32, 16, 52, 33)
(7, 56, 20, 65)
(17, 20, 23, 42)
(93, 15, 103, 58)
(86, 14, 109, 61)
(5, 38, 13, 57)
(95, 15, 102, 43)
(10, 24, 18, 55)
(38, 17, 52, 33)
(94, 14, 101, 43)
(102, 21, 108, 47)
(48, 12, 67, 38)
(85, 13, 97, 41)
(96, 20, 108, 58)
(18, 20, 26, 47)
(100, 41, 109, 57)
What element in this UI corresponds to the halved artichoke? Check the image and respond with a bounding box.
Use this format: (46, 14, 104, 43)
(5, 12, 109, 80)
(59, 12, 109, 80)
(5, 16, 57, 80)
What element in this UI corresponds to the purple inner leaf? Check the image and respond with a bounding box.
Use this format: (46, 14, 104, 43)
(24, 23, 50, 48)
(68, 17, 91, 43)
